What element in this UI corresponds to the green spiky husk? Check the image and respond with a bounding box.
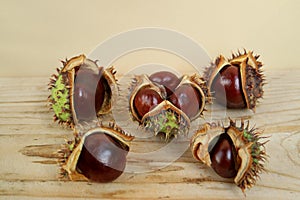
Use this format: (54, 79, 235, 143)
(48, 71, 73, 127)
(143, 109, 189, 141)
(230, 120, 268, 192)
(57, 138, 79, 180)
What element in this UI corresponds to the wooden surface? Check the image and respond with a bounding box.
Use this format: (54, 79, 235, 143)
(1, 68, 300, 199)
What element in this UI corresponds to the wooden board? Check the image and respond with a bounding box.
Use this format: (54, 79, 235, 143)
(0, 69, 300, 199)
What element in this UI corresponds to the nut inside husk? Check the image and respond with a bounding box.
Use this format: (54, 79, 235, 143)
(191, 119, 268, 192)
(129, 72, 209, 140)
(58, 122, 134, 182)
(204, 50, 265, 110)
(48, 54, 118, 128)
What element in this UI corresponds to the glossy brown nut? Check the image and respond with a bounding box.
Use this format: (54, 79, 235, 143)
(168, 84, 202, 119)
(133, 87, 163, 119)
(76, 132, 128, 182)
(211, 65, 246, 108)
(209, 133, 238, 178)
(73, 68, 105, 121)
(149, 71, 180, 96)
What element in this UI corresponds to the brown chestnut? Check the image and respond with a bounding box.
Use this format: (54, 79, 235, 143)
(59, 123, 134, 182)
(209, 133, 238, 178)
(76, 132, 128, 182)
(149, 71, 181, 96)
(133, 87, 163, 119)
(204, 50, 264, 110)
(168, 84, 202, 119)
(210, 65, 246, 108)
(73, 68, 105, 121)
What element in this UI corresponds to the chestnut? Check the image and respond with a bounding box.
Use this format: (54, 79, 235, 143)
(129, 72, 208, 140)
(191, 119, 268, 192)
(76, 132, 127, 182)
(168, 83, 202, 119)
(73, 68, 105, 121)
(133, 87, 163, 119)
(204, 50, 264, 110)
(149, 71, 181, 96)
(48, 54, 117, 127)
(59, 122, 134, 182)
(209, 133, 238, 178)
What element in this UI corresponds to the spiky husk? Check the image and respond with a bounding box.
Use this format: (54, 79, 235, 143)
(203, 49, 265, 110)
(229, 119, 268, 192)
(191, 119, 268, 192)
(58, 121, 134, 181)
(143, 105, 190, 141)
(58, 137, 80, 180)
(189, 73, 211, 104)
(48, 67, 73, 128)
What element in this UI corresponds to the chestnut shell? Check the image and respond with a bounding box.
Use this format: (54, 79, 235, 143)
(210, 65, 246, 108)
(149, 71, 181, 96)
(209, 133, 238, 178)
(168, 83, 203, 119)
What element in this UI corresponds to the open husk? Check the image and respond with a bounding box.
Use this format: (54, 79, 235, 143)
(48, 54, 118, 128)
(191, 119, 268, 192)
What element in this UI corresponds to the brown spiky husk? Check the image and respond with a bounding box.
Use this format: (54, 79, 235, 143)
(230, 50, 265, 110)
(191, 118, 268, 192)
(229, 119, 268, 192)
(244, 62, 265, 110)
(189, 73, 212, 104)
(58, 137, 80, 180)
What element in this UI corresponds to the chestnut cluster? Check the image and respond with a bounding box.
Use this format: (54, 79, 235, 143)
(48, 50, 268, 192)
(129, 71, 208, 140)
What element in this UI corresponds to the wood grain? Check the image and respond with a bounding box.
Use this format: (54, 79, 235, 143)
(0, 69, 300, 199)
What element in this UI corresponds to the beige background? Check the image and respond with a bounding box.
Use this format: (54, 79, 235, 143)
(0, 0, 299, 77)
